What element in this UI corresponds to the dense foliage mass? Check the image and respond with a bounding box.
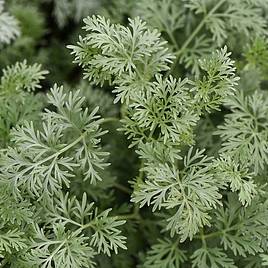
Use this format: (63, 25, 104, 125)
(1, 0, 268, 267)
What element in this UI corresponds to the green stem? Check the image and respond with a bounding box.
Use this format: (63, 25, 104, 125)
(166, 0, 226, 77)
(200, 228, 207, 248)
(195, 230, 222, 240)
(166, 28, 179, 50)
(134, 202, 140, 216)
(203, 231, 222, 239)
(80, 221, 94, 231)
(101, 117, 120, 124)
(120, 103, 127, 119)
(20, 117, 117, 175)
(114, 182, 132, 194)
(118, 211, 141, 221)
(54, 216, 82, 228)
(23, 131, 87, 171)
(173, 237, 181, 248)
(137, 160, 144, 183)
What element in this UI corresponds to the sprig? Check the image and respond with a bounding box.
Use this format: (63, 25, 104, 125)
(46, 192, 127, 256)
(0, 85, 109, 197)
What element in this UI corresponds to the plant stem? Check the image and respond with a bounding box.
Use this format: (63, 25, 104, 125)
(120, 103, 127, 119)
(200, 228, 207, 248)
(80, 221, 93, 231)
(203, 231, 222, 239)
(114, 182, 132, 194)
(166, 0, 226, 77)
(25, 116, 117, 170)
(166, 28, 179, 50)
(195, 230, 222, 240)
(118, 200, 142, 221)
(27, 131, 87, 169)
(101, 117, 120, 124)
(118, 211, 141, 221)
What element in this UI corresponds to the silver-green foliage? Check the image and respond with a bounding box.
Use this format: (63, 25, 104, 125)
(24, 192, 126, 267)
(1, 85, 109, 197)
(1, 0, 268, 266)
(0, 82, 126, 266)
(69, 12, 268, 267)
(216, 91, 268, 174)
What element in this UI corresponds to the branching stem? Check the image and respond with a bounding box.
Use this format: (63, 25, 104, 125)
(166, 0, 226, 77)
